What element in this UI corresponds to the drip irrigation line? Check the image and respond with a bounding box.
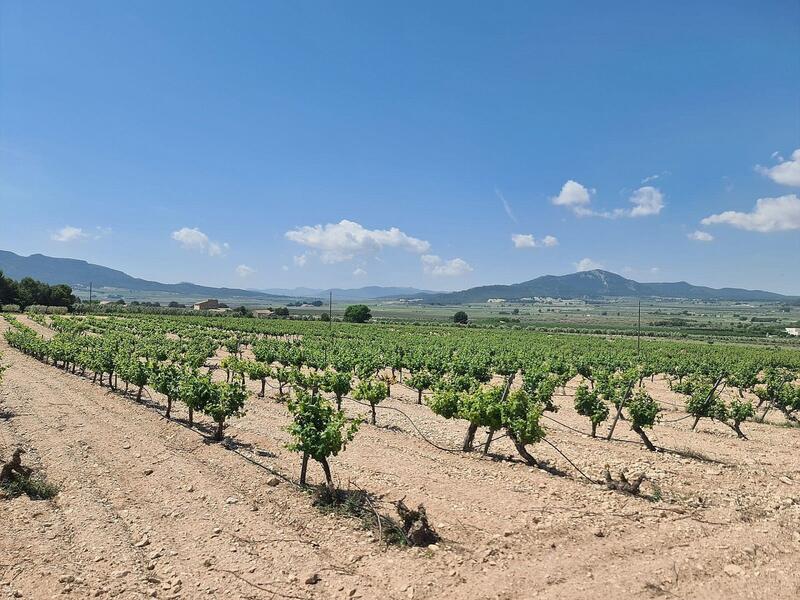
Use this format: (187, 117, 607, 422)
(540, 438, 599, 484)
(341, 395, 462, 454)
(541, 413, 642, 445)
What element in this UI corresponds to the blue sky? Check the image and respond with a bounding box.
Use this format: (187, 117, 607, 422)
(1, 1, 798, 294)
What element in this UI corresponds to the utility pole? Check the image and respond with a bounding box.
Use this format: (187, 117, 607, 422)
(89, 282, 93, 305)
(637, 298, 641, 358)
(325, 290, 333, 365)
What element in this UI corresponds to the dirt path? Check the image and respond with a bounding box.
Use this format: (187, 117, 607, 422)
(1, 325, 799, 599)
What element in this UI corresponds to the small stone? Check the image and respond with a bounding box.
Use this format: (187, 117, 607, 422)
(304, 573, 321, 585)
(135, 535, 151, 548)
(225, 497, 238, 504)
(143, 469, 154, 476)
(724, 564, 744, 577)
(213, 527, 222, 535)
(427, 544, 439, 551)
(122, 443, 131, 449)
(593, 528, 605, 538)
(266, 477, 280, 487)
(203, 559, 213, 568)
(59, 576, 75, 584)
(779, 476, 793, 485)
(186, 485, 194, 492)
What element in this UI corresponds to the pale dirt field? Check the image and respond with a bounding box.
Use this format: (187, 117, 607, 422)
(1, 319, 799, 600)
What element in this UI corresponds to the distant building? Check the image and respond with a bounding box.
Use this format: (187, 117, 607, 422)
(786, 328, 800, 337)
(252, 309, 274, 318)
(487, 298, 506, 304)
(193, 299, 220, 310)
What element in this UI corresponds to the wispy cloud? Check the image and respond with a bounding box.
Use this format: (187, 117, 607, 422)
(171, 227, 229, 256)
(235, 264, 255, 278)
(495, 188, 517, 223)
(51, 226, 88, 242)
(353, 267, 367, 277)
(641, 170, 671, 184)
(687, 230, 714, 242)
(293, 254, 308, 267)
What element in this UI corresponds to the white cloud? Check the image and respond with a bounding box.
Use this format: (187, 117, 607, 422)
(235, 264, 255, 278)
(293, 254, 308, 267)
(552, 181, 663, 218)
(541, 235, 559, 247)
(552, 180, 592, 210)
(688, 230, 714, 242)
(285, 219, 430, 263)
(51, 226, 88, 242)
(574, 258, 603, 272)
(756, 149, 800, 187)
(701, 194, 800, 233)
(171, 227, 229, 256)
(511, 233, 559, 249)
(421, 254, 473, 277)
(353, 267, 367, 277)
(628, 186, 664, 217)
(511, 234, 536, 248)
(281, 265, 289, 272)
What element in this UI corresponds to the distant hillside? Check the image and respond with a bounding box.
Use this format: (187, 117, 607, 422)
(0, 251, 289, 302)
(259, 286, 438, 300)
(412, 270, 790, 303)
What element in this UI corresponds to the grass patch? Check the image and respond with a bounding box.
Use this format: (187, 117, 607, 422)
(1, 473, 59, 500)
(312, 485, 409, 546)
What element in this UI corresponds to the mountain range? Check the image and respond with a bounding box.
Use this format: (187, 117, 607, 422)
(0, 250, 288, 302)
(256, 286, 437, 300)
(409, 269, 791, 303)
(0, 250, 792, 304)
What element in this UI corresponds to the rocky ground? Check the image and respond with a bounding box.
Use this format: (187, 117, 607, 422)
(1, 319, 799, 599)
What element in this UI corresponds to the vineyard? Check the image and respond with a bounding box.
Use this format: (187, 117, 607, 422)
(1, 312, 799, 598)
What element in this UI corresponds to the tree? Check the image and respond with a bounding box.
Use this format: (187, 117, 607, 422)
(287, 389, 359, 488)
(344, 304, 371, 323)
(453, 311, 468, 325)
(352, 378, 388, 425)
(319, 312, 330, 322)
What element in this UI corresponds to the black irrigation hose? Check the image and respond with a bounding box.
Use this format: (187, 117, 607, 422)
(341, 395, 462, 454)
(542, 413, 642, 445)
(540, 438, 599, 484)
